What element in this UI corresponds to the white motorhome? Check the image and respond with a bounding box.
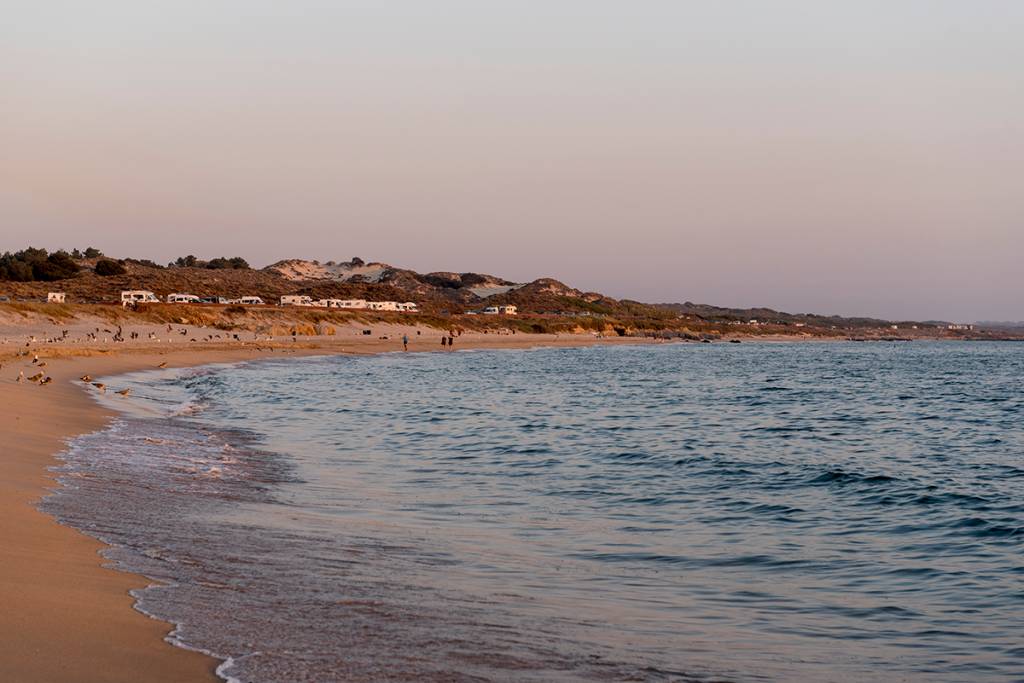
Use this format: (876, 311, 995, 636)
(280, 295, 313, 307)
(167, 293, 201, 304)
(499, 305, 517, 315)
(367, 301, 399, 312)
(483, 306, 500, 315)
(121, 290, 160, 306)
(47, 292, 67, 304)
(396, 302, 419, 312)
(317, 299, 368, 309)
(238, 296, 264, 305)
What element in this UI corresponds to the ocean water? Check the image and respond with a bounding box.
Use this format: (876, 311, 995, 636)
(42, 342, 1024, 682)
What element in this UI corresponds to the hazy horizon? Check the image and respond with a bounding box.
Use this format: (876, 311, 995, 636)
(3, 2, 1022, 321)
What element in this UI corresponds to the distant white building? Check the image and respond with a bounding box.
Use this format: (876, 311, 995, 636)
(47, 292, 66, 303)
(948, 323, 975, 331)
(121, 290, 159, 306)
(280, 295, 313, 307)
(167, 293, 201, 304)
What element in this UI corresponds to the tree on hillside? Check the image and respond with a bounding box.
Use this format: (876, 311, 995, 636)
(94, 259, 127, 276)
(83, 247, 103, 258)
(206, 256, 250, 270)
(0, 248, 80, 281)
(173, 255, 199, 267)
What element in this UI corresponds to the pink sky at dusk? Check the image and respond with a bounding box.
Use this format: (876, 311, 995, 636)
(2, 1, 1021, 321)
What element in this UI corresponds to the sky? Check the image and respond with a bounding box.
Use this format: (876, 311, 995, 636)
(2, 1, 1022, 321)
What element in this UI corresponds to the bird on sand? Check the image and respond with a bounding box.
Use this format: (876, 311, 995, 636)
(158, 362, 167, 368)
(17, 371, 24, 383)
(115, 388, 131, 396)
(32, 354, 39, 363)
(36, 361, 46, 368)
(92, 382, 106, 392)
(27, 372, 44, 382)
(40, 376, 52, 385)
(80, 375, 92, 382)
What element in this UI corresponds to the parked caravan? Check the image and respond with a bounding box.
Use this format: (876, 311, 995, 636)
(167, 293, 202, 304)
(238, 296, 264, 305)
(121, 290, 159, 306)
(47, 292, 67, 304)
(280, 295, 313, 306)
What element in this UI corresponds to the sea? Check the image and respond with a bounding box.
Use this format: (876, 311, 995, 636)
(41, 341, 1024, 682)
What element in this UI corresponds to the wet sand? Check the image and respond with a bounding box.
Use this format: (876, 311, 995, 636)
(0, 326, 643, 682)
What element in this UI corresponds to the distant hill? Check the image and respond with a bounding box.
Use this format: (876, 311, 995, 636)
(655, 301, 920, 330)
(0, 252, 662, 318)
(2, 249, 1013, 338)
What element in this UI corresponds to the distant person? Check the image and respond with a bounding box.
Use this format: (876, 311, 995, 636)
(402, 334, 409, 351)
(441, 336, 447, 349)
(447, 333, 454, 350)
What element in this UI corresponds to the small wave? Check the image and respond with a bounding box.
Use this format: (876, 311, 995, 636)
(808, 469, 899, 486)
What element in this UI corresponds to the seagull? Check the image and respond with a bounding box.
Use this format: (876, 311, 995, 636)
(32, 354, 39, 363)
(115, 388, 131, 396)
(92, 382, 106, 392)
(80, 375, 92, 382)
(158, 362, 167, 368)
(17, 371, 24, 383)
(27, 372, 44, 382)
(36, 361, 46, 368)
(40, 376, 52, 385)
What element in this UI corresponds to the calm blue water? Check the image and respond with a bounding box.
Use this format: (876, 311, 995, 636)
(43, 342, 1024, 682)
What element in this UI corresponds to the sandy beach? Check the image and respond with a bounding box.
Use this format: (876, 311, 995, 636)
(0, 321, 644, 682)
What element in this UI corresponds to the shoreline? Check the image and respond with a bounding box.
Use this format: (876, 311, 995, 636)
(0, 330, 652, 682)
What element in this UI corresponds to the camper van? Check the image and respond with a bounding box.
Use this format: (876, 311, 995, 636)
(47, 292, 67, 304)
(238, 296, 264, 305)
(396, 302, 419, 312)
(317, 299, 365, 309)
(167, 293, 201, 304)
(121, 290, 159, 306)
(280, 295, 313, 307)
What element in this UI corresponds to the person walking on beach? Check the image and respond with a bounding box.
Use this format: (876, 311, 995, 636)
(402, 334, 409, 351)
(447, 333, 454, 350)
(441, 335, 447, 350)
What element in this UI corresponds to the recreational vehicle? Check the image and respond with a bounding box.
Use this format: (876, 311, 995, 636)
(396, 302, 419, 312)
(280, 295, 313, 307)
(47, 292, 67, 304)
(238, 296, 264, 305)
(200, 296, 230, 304)
(317, 299, 367, 309)
(121, 290, 160, 306)
(167, 293, 201, 304)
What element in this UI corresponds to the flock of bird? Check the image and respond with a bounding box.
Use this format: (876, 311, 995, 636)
(6, 354, 162, 395)
(2, 320, 301, 395)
